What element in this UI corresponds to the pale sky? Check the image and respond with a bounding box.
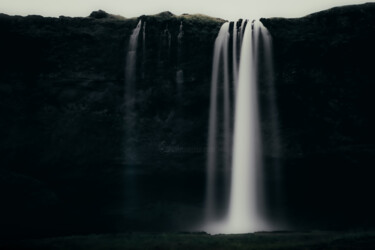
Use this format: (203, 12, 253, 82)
(0, 0, 373, 20)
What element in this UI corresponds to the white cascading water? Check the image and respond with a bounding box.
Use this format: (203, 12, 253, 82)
(205, 20, 276, 234)
(226, 20, 268, 233)
(239, 20, 246, 45)
(222, 24, 231, 173)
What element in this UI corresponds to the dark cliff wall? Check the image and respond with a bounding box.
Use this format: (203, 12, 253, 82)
(0, 12, 223, 237)
(1, 3, 375, 237)
(261, 3, 375, 229)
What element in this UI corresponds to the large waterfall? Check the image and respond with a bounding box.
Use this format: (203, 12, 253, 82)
(227, 20, 266, 233)
(204, 20, 278, 234)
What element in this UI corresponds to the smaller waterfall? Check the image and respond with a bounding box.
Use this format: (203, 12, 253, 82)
(143, 22, 146, 50)
(125, 20, 142, 112)
(178, 21, 184, 42)
(164, 25, 172, 55)
(158, 25, 172, 68)
(142, 22, 146, 79)
(176, 21, 184, 99)
(124, 20, 142, 208)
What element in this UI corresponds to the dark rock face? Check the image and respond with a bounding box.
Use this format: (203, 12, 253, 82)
(0, 12, 223, 237)
(261, 3, 375, 229)
(1, 2, 375, 238)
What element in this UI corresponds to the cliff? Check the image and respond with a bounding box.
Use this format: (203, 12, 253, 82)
(0, 10, 223, 237)
(261, 3, 375, 228)
(1, 3, 375, 237)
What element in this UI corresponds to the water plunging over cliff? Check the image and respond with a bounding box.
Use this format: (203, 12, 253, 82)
(125, 20, 142, 119)
(226, 20, 267, 233)
(124, 20, 142, 207)
(142, 22, 146, 79)
(176, 21, 184, 99)
(205, 20, 278, 234)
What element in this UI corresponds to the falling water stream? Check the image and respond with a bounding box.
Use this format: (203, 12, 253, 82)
(226, 20, 267, 233)
(204, 20, 278, 234)
(125, 20, 142, 115)
(176, 21, 184, 99)
(124, 20, 142, 208)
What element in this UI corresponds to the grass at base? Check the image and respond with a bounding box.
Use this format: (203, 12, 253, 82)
(2, 231, 375, 250)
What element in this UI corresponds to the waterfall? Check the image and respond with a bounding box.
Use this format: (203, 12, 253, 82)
(222, 25, 231, 174)
(226, 20, 268, 233)
(124, 20, 142, 208)
(204, 20, 277, 234)
(125, 20, 142, 116)
(176, 22, 184, 99)
(164, 25, 172, 56)
(158, 25, 171, 69)
(178, 21, 184, 43)
(142, 22, 146, 79)
(143, 22, 146, 53)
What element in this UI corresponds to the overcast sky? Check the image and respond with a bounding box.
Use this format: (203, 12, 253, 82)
(0, 0, 373, 20)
